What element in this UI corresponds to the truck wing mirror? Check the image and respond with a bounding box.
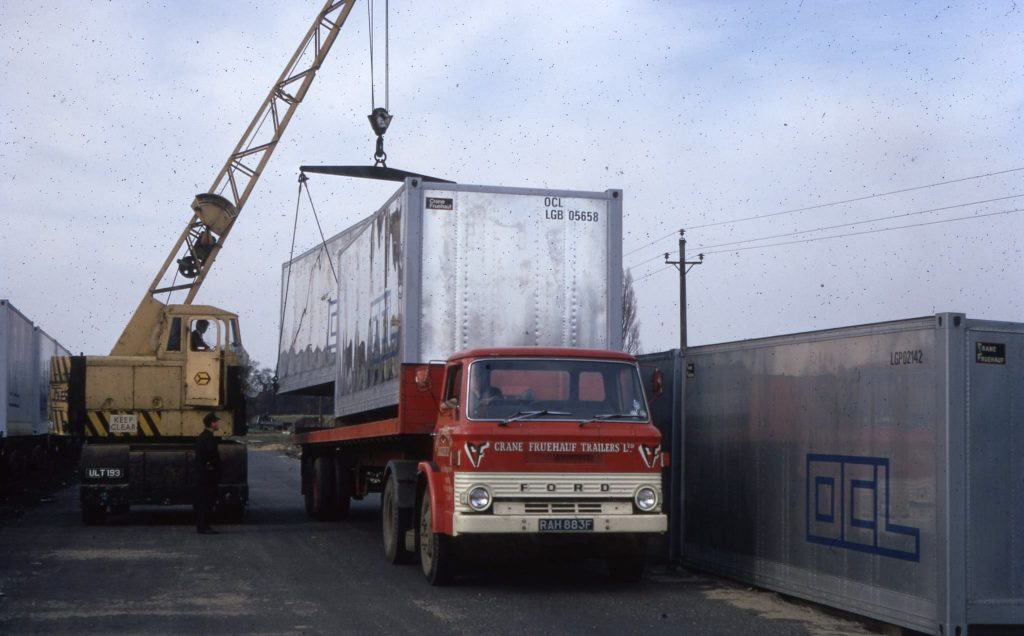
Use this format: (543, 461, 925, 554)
(651, 369, 664, 398)
(441, 397, 459, 412)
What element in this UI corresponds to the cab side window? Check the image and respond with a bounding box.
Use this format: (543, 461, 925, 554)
(166, 318, 182, 352)
(190, 319, 215, 351)
(444, 364, 463, 408)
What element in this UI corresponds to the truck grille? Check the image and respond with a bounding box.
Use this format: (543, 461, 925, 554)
(492, 501, 634, 515)
(525, 501, 603, 514)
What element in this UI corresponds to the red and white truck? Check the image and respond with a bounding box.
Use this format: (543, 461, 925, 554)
(280, 180, 666, 584)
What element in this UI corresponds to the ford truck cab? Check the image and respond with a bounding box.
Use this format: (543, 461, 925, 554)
(415, 347, 667, 584)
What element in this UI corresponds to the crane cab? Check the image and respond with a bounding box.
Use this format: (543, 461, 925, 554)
(157, 306, 246, 409)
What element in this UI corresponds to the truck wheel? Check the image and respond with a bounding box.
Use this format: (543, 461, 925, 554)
(332, 457, 352, 521)
(382, 476, 412, 564)
(419, 493, 455, 585)
(313, 457, 338, 521)
(82, 504, 107, 526)
(304, 489, 315, 518)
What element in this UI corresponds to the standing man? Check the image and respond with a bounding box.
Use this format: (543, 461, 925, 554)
(194, 412, 222, 534)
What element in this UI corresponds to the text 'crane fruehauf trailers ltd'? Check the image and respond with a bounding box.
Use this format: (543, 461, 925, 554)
(279, 180, 668, 584)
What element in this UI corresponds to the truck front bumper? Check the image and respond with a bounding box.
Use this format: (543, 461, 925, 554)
(453, 513, 667, 536)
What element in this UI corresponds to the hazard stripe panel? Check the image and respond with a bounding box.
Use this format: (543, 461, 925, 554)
(84, 411, 164, 438)
(48, 356, 72, 435)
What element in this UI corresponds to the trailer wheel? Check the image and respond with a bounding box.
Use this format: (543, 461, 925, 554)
(382, 476, 413, 564)
(82, 504, 106, 526)
(419, 493, 455, 585)
(332, 457, 352, 521)
(312, 457, 338, 521)
(304, 488, 315, 518)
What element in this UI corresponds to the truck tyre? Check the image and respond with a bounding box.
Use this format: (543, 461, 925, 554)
(419, 493, 455, 585)
(332, 457, 352, 521)
(382, 476, 413, 564)
(312, 456, 338, 521)
(302, 454, 315, 517)
(304, 488, 315, 518)
(82, 504, 107, 526)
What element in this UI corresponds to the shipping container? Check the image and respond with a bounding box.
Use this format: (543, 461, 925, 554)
(1, 300, 75, 487)
(644, 313, 1023, 635)
(35, 327, 71, 436)
(279, 179, 624, 418)
(1, 300, 37, 440)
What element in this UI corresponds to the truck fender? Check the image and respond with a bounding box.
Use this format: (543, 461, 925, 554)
(416, 461, 451, 535)
(384, 460, 419, 511)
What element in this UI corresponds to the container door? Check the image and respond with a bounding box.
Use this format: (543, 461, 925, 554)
(185, 318, 220, 406)
(966, 329, 1023, 622)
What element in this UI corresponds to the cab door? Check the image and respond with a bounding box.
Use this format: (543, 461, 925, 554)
(185, 317, 221, 406)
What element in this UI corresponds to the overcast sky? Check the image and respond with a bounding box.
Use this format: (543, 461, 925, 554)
(2, 1, 1022, 369)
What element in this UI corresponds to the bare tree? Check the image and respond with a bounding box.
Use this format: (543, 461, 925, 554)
(622, 268, 642, 354)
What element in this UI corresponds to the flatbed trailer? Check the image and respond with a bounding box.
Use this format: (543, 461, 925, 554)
(295, 347, 668, 585)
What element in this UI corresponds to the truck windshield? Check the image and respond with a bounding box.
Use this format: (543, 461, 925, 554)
(467, 358, 648, 423)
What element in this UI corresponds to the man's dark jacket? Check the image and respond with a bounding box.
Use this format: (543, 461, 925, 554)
(195, 428, 222, 486)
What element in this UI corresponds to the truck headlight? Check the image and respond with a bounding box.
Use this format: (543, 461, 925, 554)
(468, 485, 492, 512)
(634, 486, 658, 512)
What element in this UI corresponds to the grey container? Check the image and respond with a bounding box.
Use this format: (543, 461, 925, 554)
(1, 300, 72, 439)
(35, 327, 71, 435)
(1, 300, 38, 439)
(279, 180, 623, 418)
(644, 313, 1023, 635)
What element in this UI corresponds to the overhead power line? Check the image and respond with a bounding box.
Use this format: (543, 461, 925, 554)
(701, 207, 1023, 256)
(631, 206, 1024, 286)
(622, 166, 1024, 257)
(691, 193, 1024, 253)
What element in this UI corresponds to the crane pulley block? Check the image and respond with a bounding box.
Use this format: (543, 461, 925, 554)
(191, 193, 237, 236)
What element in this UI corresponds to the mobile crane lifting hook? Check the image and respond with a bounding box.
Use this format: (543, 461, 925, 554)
(368, 106, 392, 167)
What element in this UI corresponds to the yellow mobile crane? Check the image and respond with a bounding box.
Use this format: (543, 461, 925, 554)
(51, 0, 358, 525)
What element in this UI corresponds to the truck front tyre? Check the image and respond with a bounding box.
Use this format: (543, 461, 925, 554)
(419, 494, 455, 585)
(82, 504, 107, 526)
(382, 476, 413, 564)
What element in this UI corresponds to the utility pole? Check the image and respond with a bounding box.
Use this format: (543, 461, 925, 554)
(663, 229, 703, 566)
(665, 230, 704, 352)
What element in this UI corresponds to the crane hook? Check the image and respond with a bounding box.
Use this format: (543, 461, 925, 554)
(368, 106, 393, 167)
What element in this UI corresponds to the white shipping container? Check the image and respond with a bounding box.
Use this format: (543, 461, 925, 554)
(279, 180, 623, 418)
(1, 300, 38, 439)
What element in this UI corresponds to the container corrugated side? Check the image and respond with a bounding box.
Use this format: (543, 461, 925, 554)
(652, 313, 1023, 635)
(1, 300, 39, 438)
(332, 181, 623, 418)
